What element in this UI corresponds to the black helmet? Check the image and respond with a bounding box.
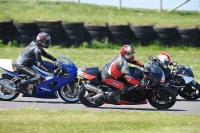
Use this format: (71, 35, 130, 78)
(36, 32, 51, 48)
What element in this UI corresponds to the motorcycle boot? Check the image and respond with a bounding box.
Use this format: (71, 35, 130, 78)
(104, 90, 121, 104)
(121, 84, 137, 95)
(15, 81, 28, 94)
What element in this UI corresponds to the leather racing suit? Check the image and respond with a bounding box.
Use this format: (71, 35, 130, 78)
(16, 40, 57, 85)
(101, 54, 143, 91)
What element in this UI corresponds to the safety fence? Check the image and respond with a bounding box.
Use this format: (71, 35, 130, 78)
(0, 20, 199, 47)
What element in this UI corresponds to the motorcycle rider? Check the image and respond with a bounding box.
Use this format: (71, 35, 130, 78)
(16, 32, 57, 92)
(101, 44, 145, 104)
(153, 52, 171, 81)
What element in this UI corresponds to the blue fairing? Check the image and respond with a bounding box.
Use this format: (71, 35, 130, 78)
(43, 61, 54, 71)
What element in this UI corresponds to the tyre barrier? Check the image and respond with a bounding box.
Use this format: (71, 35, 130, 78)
(0, 21, 199, 46)
(177, 28, 200, 46)
(84, 25, 109, 42)
(13, 22, 38, 44)
(131, 25, 155, 45)
(154, 27, 181, 45)
(0, 20, 15, 44)
(61, 22, 85, 47)
(108, 24, 133, 44)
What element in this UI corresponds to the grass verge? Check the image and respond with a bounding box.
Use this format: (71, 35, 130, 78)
(0, 109, 200, 133)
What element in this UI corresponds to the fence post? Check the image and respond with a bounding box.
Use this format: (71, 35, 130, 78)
(118, 0, 121, 10)
(159, 0, 162, 13)
(77, 0, 80, 4)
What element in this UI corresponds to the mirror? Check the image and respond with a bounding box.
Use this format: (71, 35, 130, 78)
(173, 62, 177, 66)
(148, 55, 153, 61)
(169, 61, 177, 66)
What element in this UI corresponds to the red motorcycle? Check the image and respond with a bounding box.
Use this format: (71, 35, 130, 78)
(78, 56, 176, 109)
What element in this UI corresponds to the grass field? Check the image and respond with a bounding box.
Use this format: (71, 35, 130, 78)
(0, 0, 199, 28)
(0, 109, 200, 133)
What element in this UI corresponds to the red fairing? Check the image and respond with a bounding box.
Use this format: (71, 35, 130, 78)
(110, 60, 123, 79)
(125, 75, 140, 85)
(103, 78, 124, 90)
(116, 100, 147, 105)
(81, 72, 96, 80)
(102, 100, 147, 105)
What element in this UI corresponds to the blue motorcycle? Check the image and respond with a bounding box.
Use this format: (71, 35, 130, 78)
(0, 55, 79, 103)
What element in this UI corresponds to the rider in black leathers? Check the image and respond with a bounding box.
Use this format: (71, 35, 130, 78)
(16, 32, 57, 89)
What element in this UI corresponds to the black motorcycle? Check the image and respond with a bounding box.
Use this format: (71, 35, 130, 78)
(78, 56, 176, 110)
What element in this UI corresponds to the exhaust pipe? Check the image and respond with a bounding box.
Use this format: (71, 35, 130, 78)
(84, 83, 103, 94)
(0, 80, 16, 91)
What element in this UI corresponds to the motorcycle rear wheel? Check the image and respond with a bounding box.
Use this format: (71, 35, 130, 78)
(0, 74, 19, 101)
(78, 86, 104, 107)
(179, 83, 200, 100)
(58, 81, 79, 103)
(148, 88, 176, 110)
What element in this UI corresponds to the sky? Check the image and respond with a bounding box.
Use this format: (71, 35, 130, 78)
(63, 0, 199, 11)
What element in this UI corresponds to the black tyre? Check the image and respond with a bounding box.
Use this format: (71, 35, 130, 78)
(78, 86, 103, 108)
(61, 22, 84, 30)
(35, 21, 61, 28)
(0, 35, 12, 44)
(131, 25, 154, 33)
(13, 35, 35, 44)
(0, 74, 19, 101)
(148, 88, 176, 110)
(178, 82, 200, 100)
(0, 20, 14, 29)
(133, 32, 155, 40)
(58, 81, 79, 103)
(14, 22, 37, 29)
(108, 25, 130, 32)
(85, 26, 108, 32)
(178, 28, 199, 34)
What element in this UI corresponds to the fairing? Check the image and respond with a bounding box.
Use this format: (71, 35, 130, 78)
(177, 65, 194, 78)
(146, 63, 165, 83)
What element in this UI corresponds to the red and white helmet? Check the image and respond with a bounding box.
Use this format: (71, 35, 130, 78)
(157, 52, 170, 68)
(120, 45, 135, 61)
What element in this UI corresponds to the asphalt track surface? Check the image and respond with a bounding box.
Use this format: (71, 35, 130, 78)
(0, 94, 200, 114)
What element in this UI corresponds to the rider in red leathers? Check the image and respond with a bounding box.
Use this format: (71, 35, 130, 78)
(101, 44, 144, 104)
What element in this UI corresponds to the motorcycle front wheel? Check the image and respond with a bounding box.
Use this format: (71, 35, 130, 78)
(148, 88, 176, 110)
(0, 74, 19, 101)
(179, 82, 200, 100)
(58, 81, 79, 103)
(78, 85, 104, 108)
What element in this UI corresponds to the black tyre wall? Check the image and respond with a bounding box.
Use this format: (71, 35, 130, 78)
(13, 22, 38, 44)
(84, 26, 109, 42)
(61, 22, 85, 47)
(108, 24, 132, 44)
(0, 20, 16, 44)
(154, 27, 181, 45)
(178, 28, 200, 46)
(131, 25, 155, 45)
